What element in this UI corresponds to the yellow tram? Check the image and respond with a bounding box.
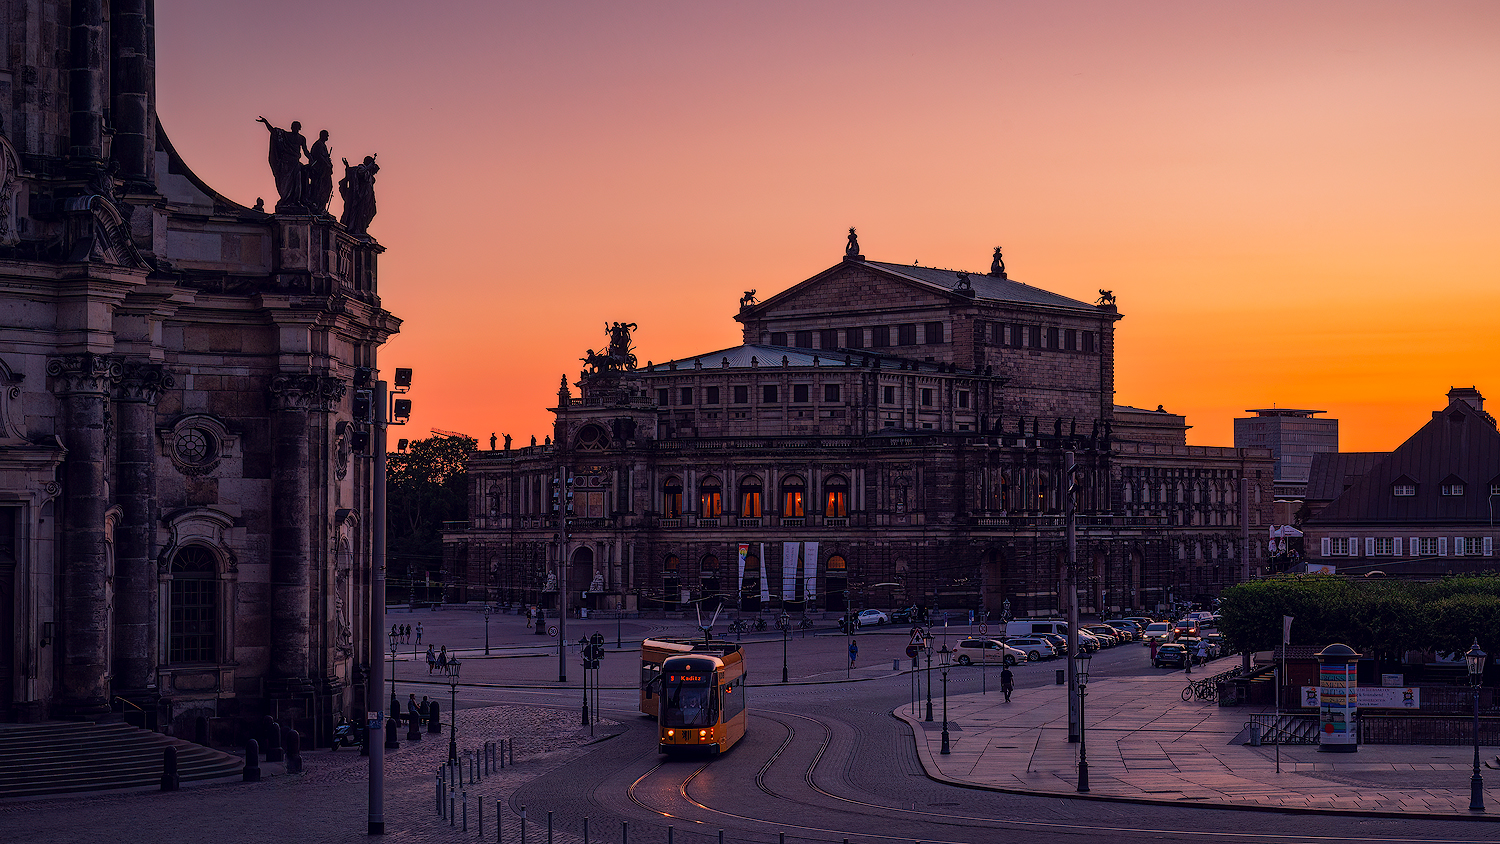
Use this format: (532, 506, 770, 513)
(640, 637, 746, 755)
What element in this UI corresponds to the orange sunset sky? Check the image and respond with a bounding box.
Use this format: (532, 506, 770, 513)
(155, 1, 1499, 453)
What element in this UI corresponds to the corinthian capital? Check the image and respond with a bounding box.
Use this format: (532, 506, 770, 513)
(46, 353, 122, 395)
(271, 373, 348, 412)
(115, 362, 175, 404)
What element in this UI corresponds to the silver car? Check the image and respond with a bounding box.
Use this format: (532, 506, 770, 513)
(952, 638, 1025, 666)
(1004, 636, 1057, 661)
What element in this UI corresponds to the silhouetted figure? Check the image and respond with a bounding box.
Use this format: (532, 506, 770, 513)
(845, 227, 861, 258)
(257, 117, 308, 211)
(338, 154, 379, 235)
(304, 129, 334, 214)
(740, 290, 757, 308)
(990, 246, 1006, 278)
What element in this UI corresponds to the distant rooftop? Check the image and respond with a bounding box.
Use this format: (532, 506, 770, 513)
(1243, 408, 1327, 417)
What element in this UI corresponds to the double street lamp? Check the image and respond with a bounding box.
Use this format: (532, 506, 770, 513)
(446, 656, 462, 763)
(779, 612, 791, 683)
(924, 633, 934, 722)
(1075, 648, 1093, 793)
(1465, 639, 1487, 812)
(387, 631, 400, 720)
(939, 643, 952, 755)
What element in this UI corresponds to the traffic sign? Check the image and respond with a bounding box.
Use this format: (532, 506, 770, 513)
(979, 623, 987, 636)
(905, 644, 920, 659)
(548, 625, 558, 637)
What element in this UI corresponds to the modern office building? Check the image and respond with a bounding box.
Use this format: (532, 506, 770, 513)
(1234, 408, 1339, 500)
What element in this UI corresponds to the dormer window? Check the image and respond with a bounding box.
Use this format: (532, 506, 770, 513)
(1441, 483, 1465, 496)
(1393, 483, 1416, 497)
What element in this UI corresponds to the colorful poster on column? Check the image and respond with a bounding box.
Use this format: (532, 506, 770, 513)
(1318, 661, 1358, 747)
(737, 543, 749, 598)
(759, 543, 770, 602)
(782, 543, 800, 603)
(804, 542, 819, 607)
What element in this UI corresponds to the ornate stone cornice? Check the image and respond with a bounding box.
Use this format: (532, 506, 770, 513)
(115, 362, 175, 404)
(270, 373, 347, 413)
(46, 353, 122, 395)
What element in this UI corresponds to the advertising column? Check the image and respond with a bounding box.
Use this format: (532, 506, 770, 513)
(1316, 643, 1360, 753)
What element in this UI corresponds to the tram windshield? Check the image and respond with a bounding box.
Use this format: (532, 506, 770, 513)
(662, 673, 715, 727)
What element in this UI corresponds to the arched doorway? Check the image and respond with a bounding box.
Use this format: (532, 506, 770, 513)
(570, 545, 596, 612)
(824, 554, 848, 611)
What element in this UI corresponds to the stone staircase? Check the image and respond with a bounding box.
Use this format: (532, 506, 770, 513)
(0, 721, 243, 799)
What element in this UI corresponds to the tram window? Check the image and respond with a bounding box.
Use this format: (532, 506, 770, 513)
(664, 682, 714, 728)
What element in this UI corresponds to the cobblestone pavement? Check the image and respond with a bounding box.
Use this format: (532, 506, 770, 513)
(902, 653, 1500, 820)
(0, 705, 616, 844)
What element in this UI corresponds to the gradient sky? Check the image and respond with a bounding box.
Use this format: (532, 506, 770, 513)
(155, 1, 1500, 453)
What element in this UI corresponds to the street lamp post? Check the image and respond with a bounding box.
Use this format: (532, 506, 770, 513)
(1075, 647, 1093, 793)
(484, 606, 491, 656)
(939, 644, 952, 755)
(388, 632, 400, 720)
(446, 656, 462, 763)
(1465, 639, 1487, 812)
(779, 612, 790, 683)
(924, 634, 934, 722)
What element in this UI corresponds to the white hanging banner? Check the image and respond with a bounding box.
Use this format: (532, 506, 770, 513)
(759, 543, 770, 602)
(737, 543, 749, 599)
(782, 542, 800, 603)
(804, 541, 819, 605)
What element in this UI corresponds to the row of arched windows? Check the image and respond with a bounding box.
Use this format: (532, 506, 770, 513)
(662, 474, 849, 519)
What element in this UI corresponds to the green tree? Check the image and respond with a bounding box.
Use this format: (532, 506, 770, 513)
(386, 433, 476, 603)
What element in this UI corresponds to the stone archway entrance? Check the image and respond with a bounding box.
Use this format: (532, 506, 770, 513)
(570, 545, 597, 612)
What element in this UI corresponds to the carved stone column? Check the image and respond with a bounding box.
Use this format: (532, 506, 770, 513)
(47, 353, 121, 717)
(113, 363, 172, 697)
(268, 373, 344, 693)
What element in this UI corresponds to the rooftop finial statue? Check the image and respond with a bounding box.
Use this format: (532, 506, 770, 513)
(338, 154, 379, 236)
(845, 227, 861, 258)
(739, 289, 757, 308)
(1097, 289, 1116, 307)
(990, 246, 1006, 278)
(256, 117, 308, 212)
(304, 129, 334, 215)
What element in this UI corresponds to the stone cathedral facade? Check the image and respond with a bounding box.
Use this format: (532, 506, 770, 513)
(446, 241, 1272, 621)
(0, 0, 398, 735)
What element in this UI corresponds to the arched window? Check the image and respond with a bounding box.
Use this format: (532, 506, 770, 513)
(662, 477, 683, 518)
(664, 554, 679, 571)
(699, 476, 722, 517)
(739, 475, 763, 518)
(824, 475, 849, 517)
(576, 424, 609, 451)
(169, 545, 218, 664)
(826, 554, 847, 570)
(780, 474, 806, 517)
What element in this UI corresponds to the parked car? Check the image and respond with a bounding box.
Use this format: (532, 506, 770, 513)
(1005, 636, 1057, 661)
(1143, 622, 1172, 643)
(1125, 616, 1156, 632)
(1104, 619, 1141, 641)
(839, 608, 890, 632)
(889, 606, 919, 624)
(1084, 625, 1121, 647)
(1154, 643, 1189, 668)
(1177, 636, 1221, 662)
(952, 638, 1024, 666)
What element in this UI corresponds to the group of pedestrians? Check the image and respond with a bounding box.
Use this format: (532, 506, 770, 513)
(388, 622, 422, 645)
(404, 693, 436, 727)
(425, 644, 450, 674)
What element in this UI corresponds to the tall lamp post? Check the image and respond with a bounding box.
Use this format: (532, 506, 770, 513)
(388, 631, 400, 719)
(1465, 639, 1487, 812)
(446, 657, 462, 763)
(1075, 647, 1093, 793)
(779, 611, 790, 683)
(484, 606, 492, 656)
(939, 643, 952, 755)
(924, 633, 934, 722)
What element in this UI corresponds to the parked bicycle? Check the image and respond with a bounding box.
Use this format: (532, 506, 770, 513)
(798, 615, 814, 630)
(1182, 676, 1218, 702)
(728, 619, 748, 634)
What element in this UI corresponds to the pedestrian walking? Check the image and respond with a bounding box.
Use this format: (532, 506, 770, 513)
(426, 644, 436, 674)
(437, 645, 448, 673)
(1195, 640, 1209, 666)
(407, 693, 418, 725)
(415, 622, 423, 645)
(525, 606, 533, 629)
(849, 640, 859, 668)
(1000, 666, 1014, 703)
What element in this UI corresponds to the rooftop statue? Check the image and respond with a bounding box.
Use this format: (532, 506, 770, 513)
(990, 246, 1007, 278)
(339, 154, 379, 236)
(257, 117, 308, 212)
(739, 289, 757, 308)
(1097, 289, 1116, 306)
(580, 322, 639, 375)
(845, 227, 861, 258)
(304, 130, 334, 215)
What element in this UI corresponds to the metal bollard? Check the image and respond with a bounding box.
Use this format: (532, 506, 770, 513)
(161, 746, 180, 791)
(621, 821, 627, 844)
(450, 791, 456, 827)
(780, 835, 785, 844)
(497, 800, 503, 843)
(243, 738, 261, 782)
(521, 806, 527, 844)
(894, 658, 900, 670)
(479, 794, 483, 836)
(463, 791, 468, 832)
(436, 774, 443, 813)
(668, 825, 673, 844)
(584, 816, 589, 844)
(286, 729, 303, 774)
(548, 810, 553, 844)
(719, 830, 725, 844)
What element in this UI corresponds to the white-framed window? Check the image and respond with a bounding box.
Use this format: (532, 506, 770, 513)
(1415, 537, 1439, 556)
(1463, 536, 1483, 556)
(1329, 537, 1351, 556)
(1491, 483, 1500, 496)
(1373, 537, 1394, 556)
(1393, 483, 1416, 497)
(1441, 483, 1465, 496)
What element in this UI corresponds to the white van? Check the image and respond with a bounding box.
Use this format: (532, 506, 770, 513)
(1004, 619, 1070, 639)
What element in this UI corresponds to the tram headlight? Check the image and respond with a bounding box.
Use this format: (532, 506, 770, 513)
(699, 730, 707, 738)
(666, 729, 674, 737)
